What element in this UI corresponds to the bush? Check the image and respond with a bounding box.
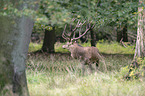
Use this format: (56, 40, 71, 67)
(120, 58, 145, 80)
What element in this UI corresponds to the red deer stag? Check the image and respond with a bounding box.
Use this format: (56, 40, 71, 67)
(62, 20, 103, 75)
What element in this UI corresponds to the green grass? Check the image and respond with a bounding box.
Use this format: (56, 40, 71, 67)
(28, 42, 43, 52)
(28, 41, 135, 54)
(96, 41, 135, 54)
(55, 41, 135, 54)
(26, 41, 145, 96)
(28, 73, 145, 96)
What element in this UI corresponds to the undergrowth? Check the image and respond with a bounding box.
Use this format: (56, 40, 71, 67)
(120, 57, 145, 80)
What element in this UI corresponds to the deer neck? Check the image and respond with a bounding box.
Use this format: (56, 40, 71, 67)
(69, 44, 82, 52)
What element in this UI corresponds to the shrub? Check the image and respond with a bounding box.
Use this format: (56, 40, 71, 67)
(120, 57, 145, 80)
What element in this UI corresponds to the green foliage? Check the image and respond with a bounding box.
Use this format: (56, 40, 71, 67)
(95, 0, 138, 29)
(3, 0, 138, 39)
(34, 0, 139, 43)
(119, 66, 130, 79)
(0, 1, 40, 19)
(120, 58, 145, 80)
(38, 0, 72, 26)
(37, 0, 138, 27)
(0, 0, 139, 29)
(129, 58, 145, 79)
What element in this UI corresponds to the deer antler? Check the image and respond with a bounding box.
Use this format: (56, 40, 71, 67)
(72, 22, 95, 40)
(62, 20, 81, 41)
(62, 24, 70, 40)
(62, 19, 95, 42)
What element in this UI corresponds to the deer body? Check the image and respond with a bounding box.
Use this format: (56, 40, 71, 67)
(63, 42, 100, 75)
(63, 43, 99, 61)
(62, 20, 103, 75)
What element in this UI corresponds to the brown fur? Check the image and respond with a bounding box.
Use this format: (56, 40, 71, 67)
(62, 42, 101, 75)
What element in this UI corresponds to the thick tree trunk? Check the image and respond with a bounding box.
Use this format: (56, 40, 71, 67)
(0, 15, 33, 95)
(0, 1, 36, 95)
(134, 1, 145, 58)
(42, 27, 56, 53)
(90, 28, 96, 47)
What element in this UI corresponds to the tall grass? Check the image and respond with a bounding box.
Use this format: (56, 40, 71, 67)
(26, 41, 145, 96)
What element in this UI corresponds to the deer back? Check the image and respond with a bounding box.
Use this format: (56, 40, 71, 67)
(69, 43, 99, 60)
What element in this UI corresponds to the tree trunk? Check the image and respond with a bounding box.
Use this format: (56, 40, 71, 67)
(122, 24, 128, 42)
(90, 28, 96, 47)
(0, 15, 33, 95)
(42, 27, 56, 53)
(134, 0, 145, 58)
(0, 0, 36, 95)
(117, 27, 123, 42)
(117, 24, 128, 42)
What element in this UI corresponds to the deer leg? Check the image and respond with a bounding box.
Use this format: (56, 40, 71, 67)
(81, 62, 85, 76)
(94, 60, 99, 71)
(81, 58, 88, 76)
(88, 64, 93, 74)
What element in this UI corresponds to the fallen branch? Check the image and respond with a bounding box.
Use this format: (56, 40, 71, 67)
(120, 38, 127, 48)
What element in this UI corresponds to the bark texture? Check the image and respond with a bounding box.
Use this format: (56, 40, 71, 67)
(42, 27, 56, 53)
(134, 0, 145, 58)
(90, 28, 96, 47)
(0, 14, 33, 96)
(117, 24, 128, 42)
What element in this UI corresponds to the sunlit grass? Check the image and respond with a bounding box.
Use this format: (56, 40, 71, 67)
(28, 42, 43, 52)
(96, 41, 135, 54)
(26, 41, 143, 96)
(28, 71, 145, 96)
(55, 42, 68, 53)
(26, 56, 145, 96)
(26, 53, 145, 96)
(28, 40, 135, 54)
(54, 41, 135, 54)
(28, 73, 145, 96)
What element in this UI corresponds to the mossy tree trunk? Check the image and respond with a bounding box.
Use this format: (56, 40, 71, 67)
(134, 0, 145, 58)
(0, 1, 35, 96)
(0, 16, 33, 96)
(42, 27, 56, 53)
